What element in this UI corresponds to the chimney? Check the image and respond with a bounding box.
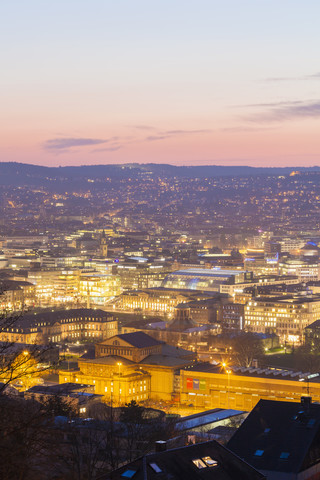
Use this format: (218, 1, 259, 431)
(301, 396, 312, 412)
(155, 441, 167, 452)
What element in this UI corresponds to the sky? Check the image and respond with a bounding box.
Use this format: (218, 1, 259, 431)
(1, 0, 320, 168)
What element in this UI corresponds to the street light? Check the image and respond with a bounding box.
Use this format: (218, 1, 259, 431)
(222, 362, 231, 409)
(66, 348, 70, 371)
(226, 370, 231, 409)
(117, 362, 122, 405)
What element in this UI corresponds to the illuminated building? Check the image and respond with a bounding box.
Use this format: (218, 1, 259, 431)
(121, 306, 220, 351)
(79, 273, 121, 306)
(222, 303, 245, 331)
(25, 383, 103, 417)
(115, 261, 169, 291)
(55, 270, 80, 303)
(119, 288, 214, 315)
(0, 250, 8, 268)
(28, 269, 80, 307)
(0, 309, 117, 344)
(245, 295, 320, 343)
(227, 275, 299, 297)
(278, 238, 305, 253)
(100, 230, 108, 257)
(244, 256, 279, 276)
(162, 268, 251, 293)
(60, 332, 196, 404)
(181, 363, 320, 411)
(0, 279, 35, 310)
(304, 319, 320, 352)
(279, 258, 320, 282)
(300, 242, 320, 257)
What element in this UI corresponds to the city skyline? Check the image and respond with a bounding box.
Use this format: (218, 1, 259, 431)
(1, 0, 320, 167)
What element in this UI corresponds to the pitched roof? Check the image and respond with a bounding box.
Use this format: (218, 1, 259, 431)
(116, 332, 163, 348)
(13, 308, 111, 328)
(227, 398, 320, 474)
(101, 440, 265, 480)
(305, 319, 320, 330)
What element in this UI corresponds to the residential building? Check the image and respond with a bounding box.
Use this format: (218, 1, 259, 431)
(228, 397, 320, 480)
(102, 439, 265, 480)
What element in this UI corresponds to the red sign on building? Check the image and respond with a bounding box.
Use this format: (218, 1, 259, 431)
(186, 377, 193, 389)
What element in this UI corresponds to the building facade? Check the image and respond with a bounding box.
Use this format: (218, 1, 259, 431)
(244, 295, 320, 343)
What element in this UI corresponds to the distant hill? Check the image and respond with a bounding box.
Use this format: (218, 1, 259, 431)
(0, 162, 320, 187)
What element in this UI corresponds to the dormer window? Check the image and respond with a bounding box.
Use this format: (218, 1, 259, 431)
(113, 340, 120, 346)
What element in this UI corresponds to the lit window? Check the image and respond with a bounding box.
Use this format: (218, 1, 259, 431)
(202, 456, 218, 467)
(192, 459, 206, 469)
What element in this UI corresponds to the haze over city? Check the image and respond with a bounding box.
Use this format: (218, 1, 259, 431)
(1, 0, 320, 167)
(3, 2, 320, 480)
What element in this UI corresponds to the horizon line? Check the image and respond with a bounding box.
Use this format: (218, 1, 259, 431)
(1, 161, 320, 170)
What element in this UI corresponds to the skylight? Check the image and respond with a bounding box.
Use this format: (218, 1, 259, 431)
(121, 470, 136, 478)
(192, 459, 206, 469)
(149, 463, 162, 473)
(280, 452, 290, 460)
(202, 456, 218, 467)
(307, 419, 316, 427)
(254, 449, 264, 457)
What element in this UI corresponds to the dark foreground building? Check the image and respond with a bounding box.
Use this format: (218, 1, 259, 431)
(227, 397, 320, 480)
(102, 439, 265, 480)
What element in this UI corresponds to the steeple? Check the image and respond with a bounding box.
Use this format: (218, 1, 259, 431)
(100, 230, 108, 257)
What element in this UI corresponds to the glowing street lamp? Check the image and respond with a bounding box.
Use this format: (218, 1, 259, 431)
(117, 362, 122, 405)
(222, 362, 231, 408)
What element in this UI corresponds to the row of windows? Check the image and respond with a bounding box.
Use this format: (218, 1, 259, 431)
(68, 324, 101, 330)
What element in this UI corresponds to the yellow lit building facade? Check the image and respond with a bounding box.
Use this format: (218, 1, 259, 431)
(120, 289, 213, 315)
(0, 309, 117, 344)
(180, 365, 320, 411)
(59, 332, 196, 405)
(245, 296, 320, 343)
(79, 273, 121, 306)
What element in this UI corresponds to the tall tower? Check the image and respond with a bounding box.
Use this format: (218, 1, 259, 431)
(100, 230, 108, 257)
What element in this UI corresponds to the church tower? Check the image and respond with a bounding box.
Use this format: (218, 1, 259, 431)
(100, 230, 108, 257)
